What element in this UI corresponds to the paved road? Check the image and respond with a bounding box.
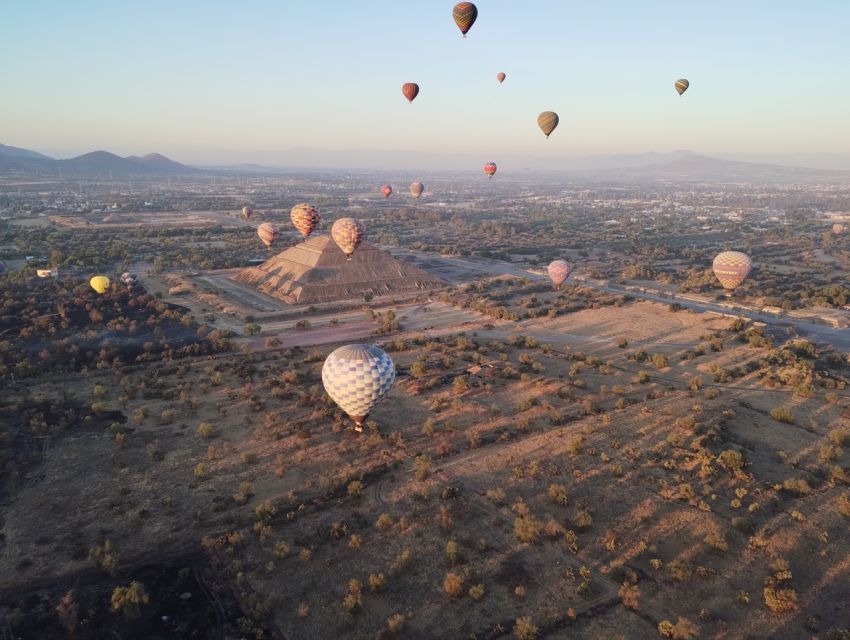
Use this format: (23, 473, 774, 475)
(385, 248, 850, 352)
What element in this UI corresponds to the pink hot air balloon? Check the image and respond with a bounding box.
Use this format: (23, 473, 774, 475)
(547, 260, 572, 290)
(484, 162, 497, 179)
(381, 185, 393, 198)
(496, 72, 506, 84)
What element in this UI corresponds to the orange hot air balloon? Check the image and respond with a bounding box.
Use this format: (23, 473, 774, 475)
(381, 185, 393, 198)
(331, 218, 365, 259)
(410, 181, 424, 198)
(547, 260, 572, 290)
(484, 162, 497, 179)
(674, 79, 690, 95)
(290, 203, 320, 238)
(496, 72, 506, 84)
(712, 251, 751, 291)
(537, 111, 559, 138)
(257, 222, 279, 249)
(453, 2, 478, 37)
(402, 82, 420, 103)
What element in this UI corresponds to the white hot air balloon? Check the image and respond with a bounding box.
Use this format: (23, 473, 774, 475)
(322, 344, 396, 431)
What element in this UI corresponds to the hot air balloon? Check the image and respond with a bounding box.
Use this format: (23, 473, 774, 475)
(453, 2, 478, 37)
(712, 251, 751, 291)
(257, 223, 279, 249)
(291, 203, 321, 238)
(322, 344, 396, 431)
(496, 72, 506, 84)
(381, 185, 393, 198)
(547, 260, 572, 291)
(331, 218, 365, 259)
(402, 83, 420, 103)
(675, 79, 689, 95)
(242, 206, 253, 219)
(410, 182, 424, 198)
(484, 162, 497, 179)
(537, 111, 559, 139)
(90, 275, 110, 294)
(833, 223, 846, 235)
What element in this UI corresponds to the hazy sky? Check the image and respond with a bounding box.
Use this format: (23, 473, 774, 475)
(2, 1, 849, 165)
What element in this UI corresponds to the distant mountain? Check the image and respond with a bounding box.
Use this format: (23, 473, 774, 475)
(598, 153, 850, 183)
(0, 144, 199, 176)
(0, 143, 53, 161)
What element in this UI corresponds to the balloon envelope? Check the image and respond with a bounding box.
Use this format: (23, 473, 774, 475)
(712, 251, 751, 290)
(331, 218, 365, 258)
(452, 2, 478, 36)
(410, 181, 424, 198)
(537, 111, 559, 138)
(381, 185, 393, 198)
(90, 275, 110, 294)
(496, 72, 506, 83)
(675, 79, 689, 95)
(547, 260, 572, 289)
(484, 162, 497, 178)
(402, 82, 420, 103)
(833, 223, 846, 235)
(242, 206, 253, 219)
(322, 344, 396, 428)
(257, 223, 279, 249)
(291, 203, 321, 238)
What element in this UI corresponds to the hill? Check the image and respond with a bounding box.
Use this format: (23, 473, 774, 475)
(0, 144, 199, 176)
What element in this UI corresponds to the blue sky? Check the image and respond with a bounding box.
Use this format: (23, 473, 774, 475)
(2, 1, 849, 165)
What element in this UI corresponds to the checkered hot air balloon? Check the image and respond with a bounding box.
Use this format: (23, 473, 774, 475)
(452, 2, 478, 37)
(290, 203, 321, 238)
(402, 82, 420, 103)
(712, 251, 751, 291)
(257, 223, 279, 249)
(331, 218, 365, 259)
(537, 111, 559, 139)
(322, 344, 396, 430)
(547, 260, 572, 291)
(484, 162, 497, 179)
(410, 181, 424, 198)
(675, 79, 690, 96)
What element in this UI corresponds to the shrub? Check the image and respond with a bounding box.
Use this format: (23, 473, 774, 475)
(368, 573, 386, 593)
(197, 422, 217, 439)
(770, 407, 794, 424)
(375, 513, 393, 530)
(446, 540, 461, 565)
(468, 583, 485, 600)
(443, 572, 464, 597)
(387, 613, 405, 633)
(110, 581, 149, 619)
(514, 616, 538, 640)
(781, 478, 811, 496)
(514, 515, 540, 543)
(548, 484, 568, 506)
(764, 585, 798, 613)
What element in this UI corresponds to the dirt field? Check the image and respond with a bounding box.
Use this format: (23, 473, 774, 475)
(3, 294, 850, 638)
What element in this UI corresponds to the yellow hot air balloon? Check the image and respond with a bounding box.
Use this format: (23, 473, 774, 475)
(675, 79, 689, 95)
(712, 251, 751, 291)
(90, 275, 110, 294)
(537, 111, 559, 138)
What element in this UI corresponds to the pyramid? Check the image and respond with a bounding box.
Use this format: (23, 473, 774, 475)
(233, 235, 445, 304)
